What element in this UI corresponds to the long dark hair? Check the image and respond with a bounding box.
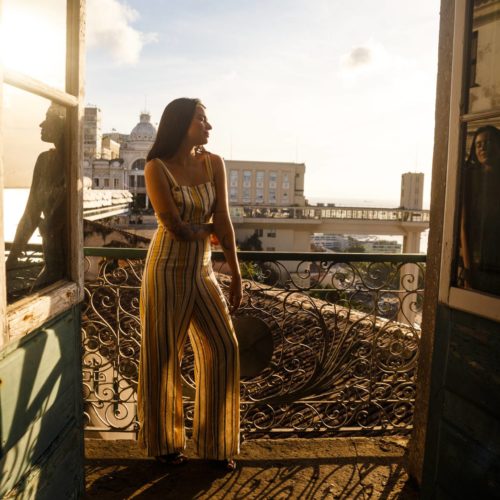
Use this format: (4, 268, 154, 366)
(147, 97, 203, 161)
(467, 125, 500, 167)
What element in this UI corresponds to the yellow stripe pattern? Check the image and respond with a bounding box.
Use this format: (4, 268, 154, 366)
(138, 155, 240, 459)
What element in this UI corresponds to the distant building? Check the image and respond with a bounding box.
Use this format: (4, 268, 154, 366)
(311, 233, 402, 254)
(83, 158, 125, 190)
(101, 136, 120, 160)
(225, 160, 306, 206)
(120, 112, 157, 210)
(83, 106, 103, 160)
(85, 111, 157, 210)
(400, 172, 424, 210)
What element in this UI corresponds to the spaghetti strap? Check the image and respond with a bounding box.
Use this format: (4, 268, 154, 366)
(156, 158, 179, 187)
(204, 153, 214, 183)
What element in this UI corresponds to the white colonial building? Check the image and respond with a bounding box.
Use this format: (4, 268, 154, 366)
(84, 111, 157, 210)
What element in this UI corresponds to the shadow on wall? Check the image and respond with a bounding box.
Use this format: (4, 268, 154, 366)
(0, 309, 83, 497)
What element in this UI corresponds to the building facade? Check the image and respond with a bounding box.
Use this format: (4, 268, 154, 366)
(225, 160, 306, 206)
(83, 106, 103, 160)
(400, 172, 424, 210)
(116, 112, 156, 210)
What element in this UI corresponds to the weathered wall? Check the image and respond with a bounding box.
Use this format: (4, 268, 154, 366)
(0, 307, 84, 498)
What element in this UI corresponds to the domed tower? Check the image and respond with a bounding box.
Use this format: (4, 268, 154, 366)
(122, 112, 157, 210)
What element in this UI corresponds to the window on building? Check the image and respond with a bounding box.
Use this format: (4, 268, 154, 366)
(137, 175, 145, 188)
(267, 230, 276, 238)
(256, 188, 264, 203)
(269, 189, 277, 204)
(230, 170, 239, 187)
(282, 172, 290, 189)
(114, 178, 119, 188)
(269, 171, 277, 188)
(129, 175, 136, 188)
(243, 187, 251, 203)
(243, 170, 252, 188)
(94, 178, 99, 187)
(256, 171, 264, 188)
(229, 187, 238, 202)
(103, 178, 110, 188)
(132, 158, 146, 171)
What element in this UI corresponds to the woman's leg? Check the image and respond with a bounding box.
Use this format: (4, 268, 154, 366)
(138, 252, 194, 456)
(189, 270, 240, 460)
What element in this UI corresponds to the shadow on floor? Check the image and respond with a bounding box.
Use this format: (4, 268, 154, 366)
(85, 453, 420, 499)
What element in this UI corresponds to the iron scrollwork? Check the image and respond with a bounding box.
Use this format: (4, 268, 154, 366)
(82, 250, 424, 438)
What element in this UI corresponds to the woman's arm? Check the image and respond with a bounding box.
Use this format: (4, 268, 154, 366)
(145, 159, 213, 241)
(211, 154, 242, 312)
(6, 156, 44, 267)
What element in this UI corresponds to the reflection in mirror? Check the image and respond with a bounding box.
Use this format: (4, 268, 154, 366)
(1, 0, 67, 88)
(458, 124, 500, 294)
(3, 86, 68, 303)
(468, 0, 500, 113)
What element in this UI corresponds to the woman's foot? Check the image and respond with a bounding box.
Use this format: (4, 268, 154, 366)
(211, 458, 237, 472)
(155, 452, 188, 466)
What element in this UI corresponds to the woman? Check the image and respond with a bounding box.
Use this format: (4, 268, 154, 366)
(460, 125, 500, 293)
(138, 98, 242, 471)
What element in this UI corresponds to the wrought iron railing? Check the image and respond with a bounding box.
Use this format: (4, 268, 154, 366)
(82, 248, 425, 439)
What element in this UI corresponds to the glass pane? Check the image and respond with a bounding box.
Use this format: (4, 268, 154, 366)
(3, 85, 69, 303)
(467, 0, 500, 113)
(456, 121, 500, 294)
(1, 0, 67, 89)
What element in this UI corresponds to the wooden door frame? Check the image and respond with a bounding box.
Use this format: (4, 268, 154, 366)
(0, 0, 85, 346)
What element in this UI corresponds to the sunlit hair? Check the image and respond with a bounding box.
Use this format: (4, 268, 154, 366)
(147, 97, 205, 162)
(467, 125, 500, 167)
(47, 101, 67, 120)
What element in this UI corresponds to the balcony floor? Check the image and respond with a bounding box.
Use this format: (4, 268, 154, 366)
(85, 436, 418, 499)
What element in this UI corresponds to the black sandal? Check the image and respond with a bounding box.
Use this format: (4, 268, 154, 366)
(155, 452, 188, 466)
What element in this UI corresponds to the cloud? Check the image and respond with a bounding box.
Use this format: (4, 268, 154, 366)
(87, 0, 158, 65)
(342, 46, 373, 68)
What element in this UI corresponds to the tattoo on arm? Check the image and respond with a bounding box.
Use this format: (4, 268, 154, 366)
(158, 211, 212, 241)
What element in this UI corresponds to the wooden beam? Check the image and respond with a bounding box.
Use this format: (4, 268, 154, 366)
(3, 69, 79, 107)
(66, 0, 86, 302)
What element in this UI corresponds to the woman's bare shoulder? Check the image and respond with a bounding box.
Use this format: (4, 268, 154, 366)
(207, 152, 225, 173)
(145, 158, 164, 174)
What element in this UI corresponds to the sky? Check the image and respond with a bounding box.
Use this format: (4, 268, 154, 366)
(85, 0, 440, 207)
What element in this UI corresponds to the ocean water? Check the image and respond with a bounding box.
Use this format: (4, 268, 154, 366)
(308, 196, 401, 208)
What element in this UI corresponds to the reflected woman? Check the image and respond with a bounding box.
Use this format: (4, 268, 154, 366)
(460, 125, 500, 293)
(138, 98, 241, 471)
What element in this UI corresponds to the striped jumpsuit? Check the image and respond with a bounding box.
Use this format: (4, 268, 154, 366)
(138, 155, 240, 460)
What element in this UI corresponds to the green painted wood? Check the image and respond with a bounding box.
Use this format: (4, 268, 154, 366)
(422, 305, 500, 499)
(0, 307, 84, 498)
(445, 310, 500, 418)
(442, 390, 500, 458)
(3, 425, 83, 499)
(436, 423, 500, 499)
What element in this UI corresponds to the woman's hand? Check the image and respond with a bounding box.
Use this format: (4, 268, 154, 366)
(229, 274, 242, 314)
